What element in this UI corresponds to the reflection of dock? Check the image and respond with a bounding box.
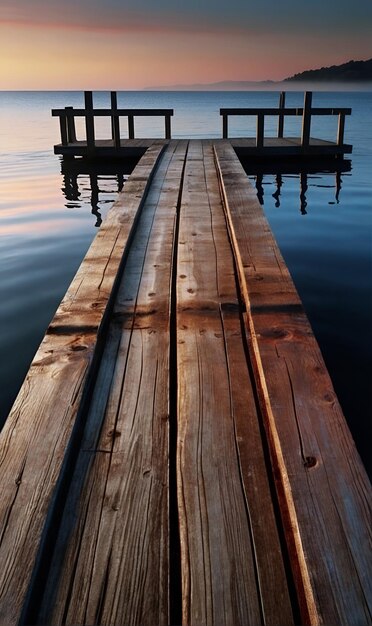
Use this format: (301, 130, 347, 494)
(61, 158, 133, 227)
(241, 158, 351, 213)
(240, 155, 352, 175)
(0, 137, 370, 625)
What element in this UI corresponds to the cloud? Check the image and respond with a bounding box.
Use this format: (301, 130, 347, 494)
(0, 1, 232, 35)
(2, 0, 372, 36)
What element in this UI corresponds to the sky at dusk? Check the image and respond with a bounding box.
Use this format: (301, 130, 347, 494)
(1, 0, 371, 89)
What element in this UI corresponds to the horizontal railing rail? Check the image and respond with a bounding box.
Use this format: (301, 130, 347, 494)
(52, 91, 174, 148)
(219, 107, 352, 116)
(220, 92, 351, 147)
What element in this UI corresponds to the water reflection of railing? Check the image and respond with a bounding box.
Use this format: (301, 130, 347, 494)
(60, 159, 135, 227)
(242, 158, 351, 215)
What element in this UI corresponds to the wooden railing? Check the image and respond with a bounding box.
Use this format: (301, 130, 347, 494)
(52, 91, 174, 149)
(220, 92, 351, 147)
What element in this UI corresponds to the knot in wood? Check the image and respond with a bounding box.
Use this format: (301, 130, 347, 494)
(304, 456, 317, 469)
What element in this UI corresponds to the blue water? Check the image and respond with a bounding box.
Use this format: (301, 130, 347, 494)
(0, 91, 371, 476)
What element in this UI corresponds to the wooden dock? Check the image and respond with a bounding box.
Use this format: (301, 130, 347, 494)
(52, 91, 352, 160)
(0, 140, 370, 626)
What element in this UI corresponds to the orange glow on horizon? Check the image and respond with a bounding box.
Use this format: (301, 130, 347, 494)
(1, 21, 370, 90)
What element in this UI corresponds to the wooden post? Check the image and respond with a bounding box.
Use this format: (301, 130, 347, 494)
(128, 115, 135, 139)
(165, 114, 171, 139)
(256, 113, 264, 148)
(59, 113, 68, 146)
(301, 91, 312, 149)
(66, 107, 76, 143)
(222, 114, 228, 139)
(110, 91, 117, 137)
(278, 91, 286, 138)
(110, 91, 121, 149)
(84, 91, 95, 153)
(337, 112, 345, 146)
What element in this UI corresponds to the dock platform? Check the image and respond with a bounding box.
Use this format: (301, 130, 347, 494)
(52, 90, 352, 160)
(54, 136, 352, 159)
(0, 140, 370, 625)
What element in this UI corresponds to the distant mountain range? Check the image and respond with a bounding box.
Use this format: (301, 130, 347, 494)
(145, 59, 372, 91)
(285, 59, 372, 82)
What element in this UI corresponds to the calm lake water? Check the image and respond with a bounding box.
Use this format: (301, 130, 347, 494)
(0, 91, 371, 477)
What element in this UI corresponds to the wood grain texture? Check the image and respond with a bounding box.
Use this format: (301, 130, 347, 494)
(202, 144, 294, 626)
(214, 140, 372, 626)
(176, 141, 293, 625)
(36, 141, 188, 626)
(0, 138, 368, 625)
(0, 144, 165, 625)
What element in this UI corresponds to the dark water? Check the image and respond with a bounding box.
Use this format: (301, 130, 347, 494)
(0, 91, 371, 476)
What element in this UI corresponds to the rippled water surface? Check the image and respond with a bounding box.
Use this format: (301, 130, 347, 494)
(0, 91, 371, 476)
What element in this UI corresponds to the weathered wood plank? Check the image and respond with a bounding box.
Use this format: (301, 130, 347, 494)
(202, 143, 294, 625)
(35, 141, 188, 626)
(214, 140, 372, 626)
(177, 140, 293, 625)
(0, 144, 165, 625)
